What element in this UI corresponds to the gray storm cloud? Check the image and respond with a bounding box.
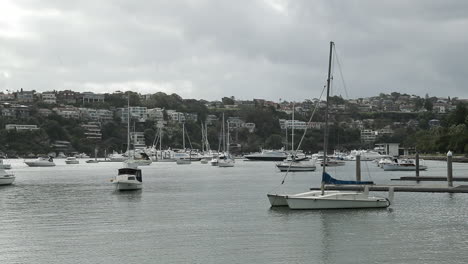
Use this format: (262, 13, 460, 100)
(1, 0, 467, 101)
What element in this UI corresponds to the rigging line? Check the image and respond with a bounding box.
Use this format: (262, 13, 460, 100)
(333, 45, 350, 99)
(278, 83, 327, 186)
(185, 125, 194, 149)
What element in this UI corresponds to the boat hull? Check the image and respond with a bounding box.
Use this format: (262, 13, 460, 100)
(0, 164, 11, 169)
(276, 164, 316, 172)
(218, 162, 234, 167)
(383, 164, 428, 171)
(25, 162, 56, 167)
(113, 182, 142, 191)
(65, 161, 79, 164)
(285, 192, 389, 210)
(0, 176, 15, 185)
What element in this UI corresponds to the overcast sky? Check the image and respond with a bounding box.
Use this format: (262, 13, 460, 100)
(1, 0, 468, 101)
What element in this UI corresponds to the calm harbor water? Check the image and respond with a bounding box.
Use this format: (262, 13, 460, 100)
(1, 159, 468, 264)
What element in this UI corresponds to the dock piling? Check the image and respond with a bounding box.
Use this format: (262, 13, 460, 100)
(447, 151, 453, 187)
(415, 152, 420, 178)
(356, 154, 361, 181)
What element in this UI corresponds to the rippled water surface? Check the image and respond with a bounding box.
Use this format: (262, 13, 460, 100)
(1, 159, 467, 264)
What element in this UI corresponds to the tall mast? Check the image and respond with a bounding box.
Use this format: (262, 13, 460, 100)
(292, 103, 295, 152)
(226, 121, 230, 154)
(127, 94, 130, 154)
(322, 41, 334, 194)
(222, 113, 225, 152)
(182, 122, 185, 150)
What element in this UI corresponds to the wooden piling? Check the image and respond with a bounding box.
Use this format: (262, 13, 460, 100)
(447, 151, 453, 187)
(356, 154, 361, 181)
(415, 153, 420, 178)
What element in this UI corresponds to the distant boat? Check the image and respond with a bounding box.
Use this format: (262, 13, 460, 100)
(383, 159, 427, 171)
(276, 160, 316, 172)
(111, 162, 142, 191)
(0, 169, 15, 185)
(217, 113, 235, 168)
(244, 149, 288, 161)
(65, 157, 79, 164)
(24, 156, 56, 167)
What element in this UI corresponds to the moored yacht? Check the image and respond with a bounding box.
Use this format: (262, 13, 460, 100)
(65, 157, 79, 164)
(276, 160, 316, 172)
(24, 156, 56, 167)
(0, 169, 15, 185)
(244, 149, 288, 161)
(111, 162, 142, 191)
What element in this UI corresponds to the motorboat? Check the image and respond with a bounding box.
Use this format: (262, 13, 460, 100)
(75, 152, 90, 159)
(0, 159, 12, 169)
(0, 169, 15, 185)
(107, 151, 128, 162)
(65, 157, 79, 164)
(244, 149, 288, 161)
(276, 160, 316, 172)
(111, 162, 142, 191)
(126, 152, 152, 166)
(383, 159, 427, 171)
(86, 159, 99, 163)
(24, 156, 56, 167)
(218, 155, 235, 167)
(345, 150, 390, 161)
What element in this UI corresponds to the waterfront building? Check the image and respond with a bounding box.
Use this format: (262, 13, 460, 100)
(81, 122, 102, 140)
(41, 92, 57, 104)
(5, 124, 39, 131)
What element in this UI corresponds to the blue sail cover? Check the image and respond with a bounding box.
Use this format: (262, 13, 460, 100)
(322, 172, 374, 185)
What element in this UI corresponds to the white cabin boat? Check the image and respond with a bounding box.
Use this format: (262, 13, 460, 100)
(65, 157, 79, 164)
(0, 169, 15, 185)
(275, 161, 316, 172)
(24, 157, 56, 167)
(111, 163, 142, 191)
(383, 159, 427, 171)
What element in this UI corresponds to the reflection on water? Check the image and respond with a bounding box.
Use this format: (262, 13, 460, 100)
(0, 159, 467, 263)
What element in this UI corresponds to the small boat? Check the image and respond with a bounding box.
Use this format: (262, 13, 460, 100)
(318, 158, 346, 167)
(65, 157, 79, 164)
(276, 161, 316, 172)
(244, 149, 288, 161)
(24, 156, 56, 167)
(0, 159, 12, 170)
(0, 169, 15, 185)
(383, 159, 428, 171)
(111, 162, 142, 191)
(86, 160, 99, 163)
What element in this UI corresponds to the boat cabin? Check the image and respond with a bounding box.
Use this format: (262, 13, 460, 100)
(118, 168, 142, 182)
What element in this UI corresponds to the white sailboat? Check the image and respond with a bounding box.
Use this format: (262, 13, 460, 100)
(218, 115, 235, 168)
(176, 123, 192, 165)
(24, 156, 56, 167)
(269, 42, 392, 209)
(276, 106, 316, 172)
(111, 94, 143, 191)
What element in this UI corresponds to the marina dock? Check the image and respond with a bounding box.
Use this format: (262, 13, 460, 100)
(310, 185, 468, 193)
(392, 176, 468, 182)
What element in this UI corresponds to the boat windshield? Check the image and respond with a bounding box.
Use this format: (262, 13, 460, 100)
(118, 168, 138, 175)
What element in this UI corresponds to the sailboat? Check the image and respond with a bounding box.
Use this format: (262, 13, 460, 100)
(275, 104, 316, 172)
(176, 123, 192, 165)
(269, 42, 391, 209)
(111, 94, 143, 191)
(218, 114, 235, 167)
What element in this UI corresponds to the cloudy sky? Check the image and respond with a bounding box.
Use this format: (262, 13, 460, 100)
(1, 0, 468, 101)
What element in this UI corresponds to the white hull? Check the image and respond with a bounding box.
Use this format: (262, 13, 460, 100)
(285, 191, 389, 209)
(268, 191, 341, 207)
(25, 161, 56, 167)
(113, 182, 142, 191)
(383, 164, 428, 171)
(276, 163, 316, 172)
(218, 162, 234, 167)
(0, 176, 15, 185)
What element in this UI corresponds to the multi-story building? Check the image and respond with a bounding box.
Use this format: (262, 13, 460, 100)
(56, 90, 78, 104)
(117, 107, 147, 123)
(78, 92, 105, 103)
(41, 92, 57, 104)
(147, 108, 164, 121)
(361, 129, 377, 143)
(0, 93, 15, 101)
(81, 122, 102, 140)
(53, 106, 80, 119)
(15, 90, 34, 103)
